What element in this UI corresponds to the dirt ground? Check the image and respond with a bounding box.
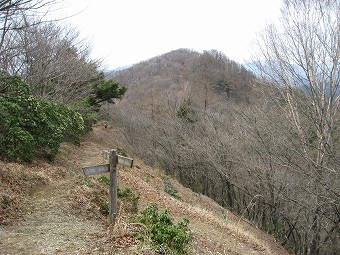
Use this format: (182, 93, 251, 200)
(0, 123, 291, 255)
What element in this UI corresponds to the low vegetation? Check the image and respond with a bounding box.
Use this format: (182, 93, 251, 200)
(136, 203, 192, 255)
(118, 187, 140, 214)
(162, 175, 181, 200)
(75, 173, 190, 254)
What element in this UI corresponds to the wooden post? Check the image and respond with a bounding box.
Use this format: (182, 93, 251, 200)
(83, 149, 133, 225)
(109, 149, 118, 224)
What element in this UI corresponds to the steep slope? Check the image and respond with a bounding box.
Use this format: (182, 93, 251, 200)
(0, 123, 289, 255)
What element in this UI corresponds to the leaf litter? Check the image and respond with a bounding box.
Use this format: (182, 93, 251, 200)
(0, 123, 290, 255)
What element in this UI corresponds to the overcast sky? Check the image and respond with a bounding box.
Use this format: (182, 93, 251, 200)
(58, 0, 282, 70)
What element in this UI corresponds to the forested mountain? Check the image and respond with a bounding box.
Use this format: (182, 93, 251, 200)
(109, 49, 256, 112)
(107, 47, 339, 255)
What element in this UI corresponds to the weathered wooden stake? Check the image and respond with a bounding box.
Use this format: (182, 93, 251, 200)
(109, 149, 118, 224)
(82, 149, 133, 225)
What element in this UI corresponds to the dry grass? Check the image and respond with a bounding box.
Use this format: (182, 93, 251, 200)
(0, 122, 290, 255)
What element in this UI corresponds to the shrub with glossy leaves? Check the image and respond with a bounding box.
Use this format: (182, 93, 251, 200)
(2, 127, 35, 162)
(137, 203, 192, 255)
(0, 72, 84, 162)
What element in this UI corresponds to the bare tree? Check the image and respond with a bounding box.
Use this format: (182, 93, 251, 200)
(0, 0, 59, 57)
(0, 0, 102, 104)
(12, 20, 101, 103)
(254, 0, 340, 254)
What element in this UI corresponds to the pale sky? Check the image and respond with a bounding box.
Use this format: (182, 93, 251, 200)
(57, 0, 282, 70)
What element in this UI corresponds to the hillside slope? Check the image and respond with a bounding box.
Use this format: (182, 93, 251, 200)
(0, 123, 290, 255)
(110, 49, 256, 110)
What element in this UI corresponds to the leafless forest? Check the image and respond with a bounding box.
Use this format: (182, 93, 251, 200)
(109, 50, 339, 254)
(108, 2, 339, 253)
(0, 0, 101, 104)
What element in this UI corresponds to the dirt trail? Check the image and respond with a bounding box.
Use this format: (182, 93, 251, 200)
(0, 124, 290, 255)
(0, 126, 110, 255)
(0, 179, 105, 255)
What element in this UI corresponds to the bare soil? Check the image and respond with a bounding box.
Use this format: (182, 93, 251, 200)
(0, 181, 105, 255)
(0, 123, 290, 255)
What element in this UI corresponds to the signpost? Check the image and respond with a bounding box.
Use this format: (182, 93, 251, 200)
(83, 164, 109, 176)
(82, 149, 133, 224)
(102, 150, 134, 168)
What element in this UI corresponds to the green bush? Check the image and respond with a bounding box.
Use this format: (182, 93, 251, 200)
(72, 97, 98, 132)
(164, 183, 181, 200)
(162, 175, 181, 200)
(0, 70, 30, 96)
(0, 72, 85, 162)
(97, 176, 110, 186)
(136, 204, 192, 255)
(118, 187, 139, 213)
(76, 176, 92, 187)
(2, 127, 35, 162)
(117, 147, 128, 157)
(100, 200, 109, 215)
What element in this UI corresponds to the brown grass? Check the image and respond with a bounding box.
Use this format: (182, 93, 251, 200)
(0, 122, 290, 255)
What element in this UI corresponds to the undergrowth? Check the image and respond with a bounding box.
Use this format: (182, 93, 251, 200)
(118, 187, 139, 213)
(162, 175, 181, 200)
(136, 203, 192, 255)
(76, 175, 193, 254)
